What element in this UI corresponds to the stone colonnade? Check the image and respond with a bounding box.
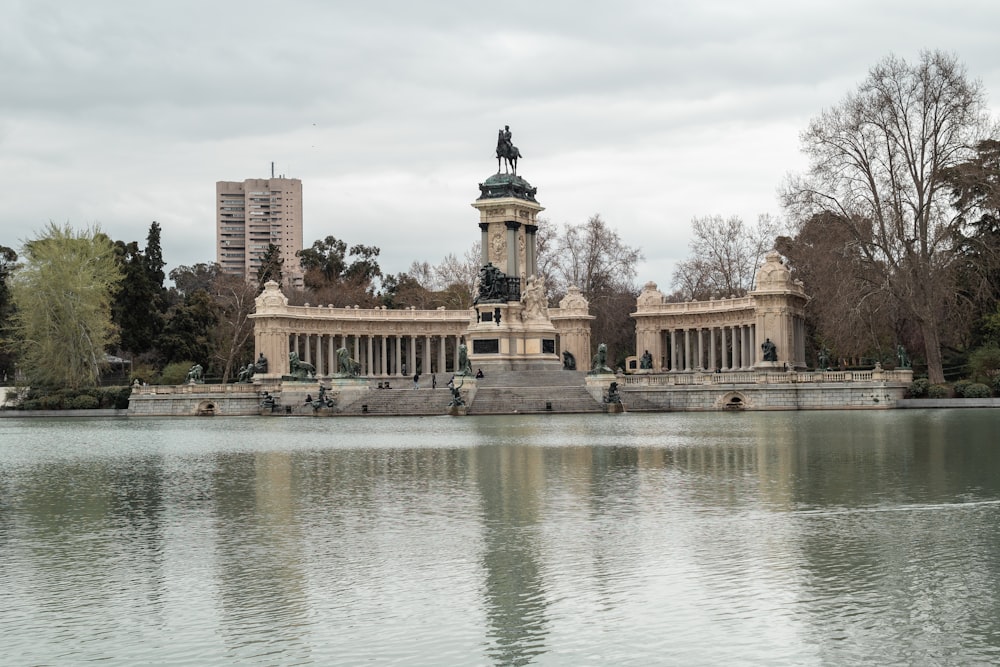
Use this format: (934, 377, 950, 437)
(286, 330, 467, 377)
(657, 322, 760, 372)
(633, 252, 809, 371)
(250, 282, 472, 378)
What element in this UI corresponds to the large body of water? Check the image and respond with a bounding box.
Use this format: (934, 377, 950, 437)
(2, 410, 999, 665)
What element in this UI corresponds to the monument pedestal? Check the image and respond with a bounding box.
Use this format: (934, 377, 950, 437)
(466, 301, 561, 372)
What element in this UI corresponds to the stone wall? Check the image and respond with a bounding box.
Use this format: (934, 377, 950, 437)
(128, 384, 262, 416)
(623, 381, 907, 411)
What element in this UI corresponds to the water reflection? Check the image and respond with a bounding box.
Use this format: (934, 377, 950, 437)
(1, 411, 999, 665)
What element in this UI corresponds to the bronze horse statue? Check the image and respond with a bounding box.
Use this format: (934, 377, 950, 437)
(496, 126, 522, 175)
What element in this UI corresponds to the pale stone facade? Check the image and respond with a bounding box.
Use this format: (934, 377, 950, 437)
(250, 282, 472, 378)
(633, 251, 808, 371)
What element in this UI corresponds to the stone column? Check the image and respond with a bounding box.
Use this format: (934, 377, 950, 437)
(479, 223, 489, 264)
(683, 330, 691, 371)
(696, 329, 705, 371)
(740, 324, 753, 368)
(380, 336, 388, 376)
(731, 327, 740, 369)
(316, 335, 324, 375)
(439, 337, 447, 375)
(353, 336, 360, 371)
(328, 335, 335, 374)
(395, 337, 403, 376)
(670, 330, 679, 372)
(505, 221, 520, 278)
(409, 336, 417, 376)
(721, 327, 729, 370)
(524, 224, 537, 277)
(709, 328, 717, 372)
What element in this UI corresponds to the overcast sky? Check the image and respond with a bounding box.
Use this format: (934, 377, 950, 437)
(2, 0, 999, 288)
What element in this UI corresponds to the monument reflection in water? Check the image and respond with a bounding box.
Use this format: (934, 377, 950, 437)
(2, 410, 1000, 665)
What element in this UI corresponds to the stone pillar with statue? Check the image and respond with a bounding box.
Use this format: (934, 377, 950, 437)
(750, 251, 809, 369)
(467, 126, 566, 372)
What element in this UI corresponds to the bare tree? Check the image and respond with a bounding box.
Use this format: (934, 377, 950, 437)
(543, 215, 643, 366)
(432, 242, 481, 309)
(670, 214, 783, 300)
(783, 51, 992, 383)
(209, 273, 258, 383)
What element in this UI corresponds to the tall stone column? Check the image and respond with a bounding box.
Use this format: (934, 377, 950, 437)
(683, 330, 691, 371)
(670, 330, 679, 372)
(409, 335, 417, 375)
(315, 335, 323, 375)
(366, 336, 374, 376)
(709, 328, 717, 371)
(524, 224, 537, 277)
(479, 223, 489, 264)
(721, 327, 729, 370)
(380, 336, 388, 376)
(696, 329, 705, 371)
(743, 325, 752, 369)
(505, 221, 520, 277)
(395, 337, 403, 376)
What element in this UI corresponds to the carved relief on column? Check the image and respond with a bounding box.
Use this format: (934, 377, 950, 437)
(489, 228, 506, 265)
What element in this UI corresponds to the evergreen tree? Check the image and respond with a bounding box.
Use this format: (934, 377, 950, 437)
(111, 222, 166, 356)
(257, 243, 284, 290)
(0, 245, 18, 381)
(157, 289, 218, 367)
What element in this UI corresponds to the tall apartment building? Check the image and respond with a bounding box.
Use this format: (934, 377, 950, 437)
(216, 177, 303, 286)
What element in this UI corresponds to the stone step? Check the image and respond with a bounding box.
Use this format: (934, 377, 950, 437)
(467, 385, 603, 415)
(338, 388, 455, 416)
(474, 369, 587, 388)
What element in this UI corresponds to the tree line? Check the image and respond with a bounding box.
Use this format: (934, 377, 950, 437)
(0, 215, 643, 389)
(668, 51, 1000, 389)
(2, 50, 997, 393)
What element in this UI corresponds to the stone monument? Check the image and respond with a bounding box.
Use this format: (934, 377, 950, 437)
(468, 127, 560, 371)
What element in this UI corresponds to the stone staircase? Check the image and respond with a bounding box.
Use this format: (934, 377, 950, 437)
(337, 387, 454, 416)
(467, 370, 604, 415)
(331, 370, 605, 416)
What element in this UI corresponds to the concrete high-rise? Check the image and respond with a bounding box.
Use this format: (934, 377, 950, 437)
(216, 177, 303, 286)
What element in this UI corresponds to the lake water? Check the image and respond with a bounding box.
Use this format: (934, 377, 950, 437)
(2, 410, 999, 666)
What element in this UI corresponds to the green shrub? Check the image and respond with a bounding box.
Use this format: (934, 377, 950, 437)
(963, 383, 992, 399)
(969, 345, 1000, 384)
(68, 395, 100, 409)
(908, 378, 930, 398)
(39, 394, 64, 409)
(952, 379, 974, 397)
(927, 384, 949, 399)
(158, 361, 195, 385)
(111, 386, 132, 409)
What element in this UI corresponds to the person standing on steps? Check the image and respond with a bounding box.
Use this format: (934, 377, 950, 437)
(413, 372, 420, 389)
(431, 374, 437, 389)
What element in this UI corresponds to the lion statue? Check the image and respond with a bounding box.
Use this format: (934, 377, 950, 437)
(588, 343, 613, 375)
(289, 351, 315, 379)
(335, 347, 361, 377)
